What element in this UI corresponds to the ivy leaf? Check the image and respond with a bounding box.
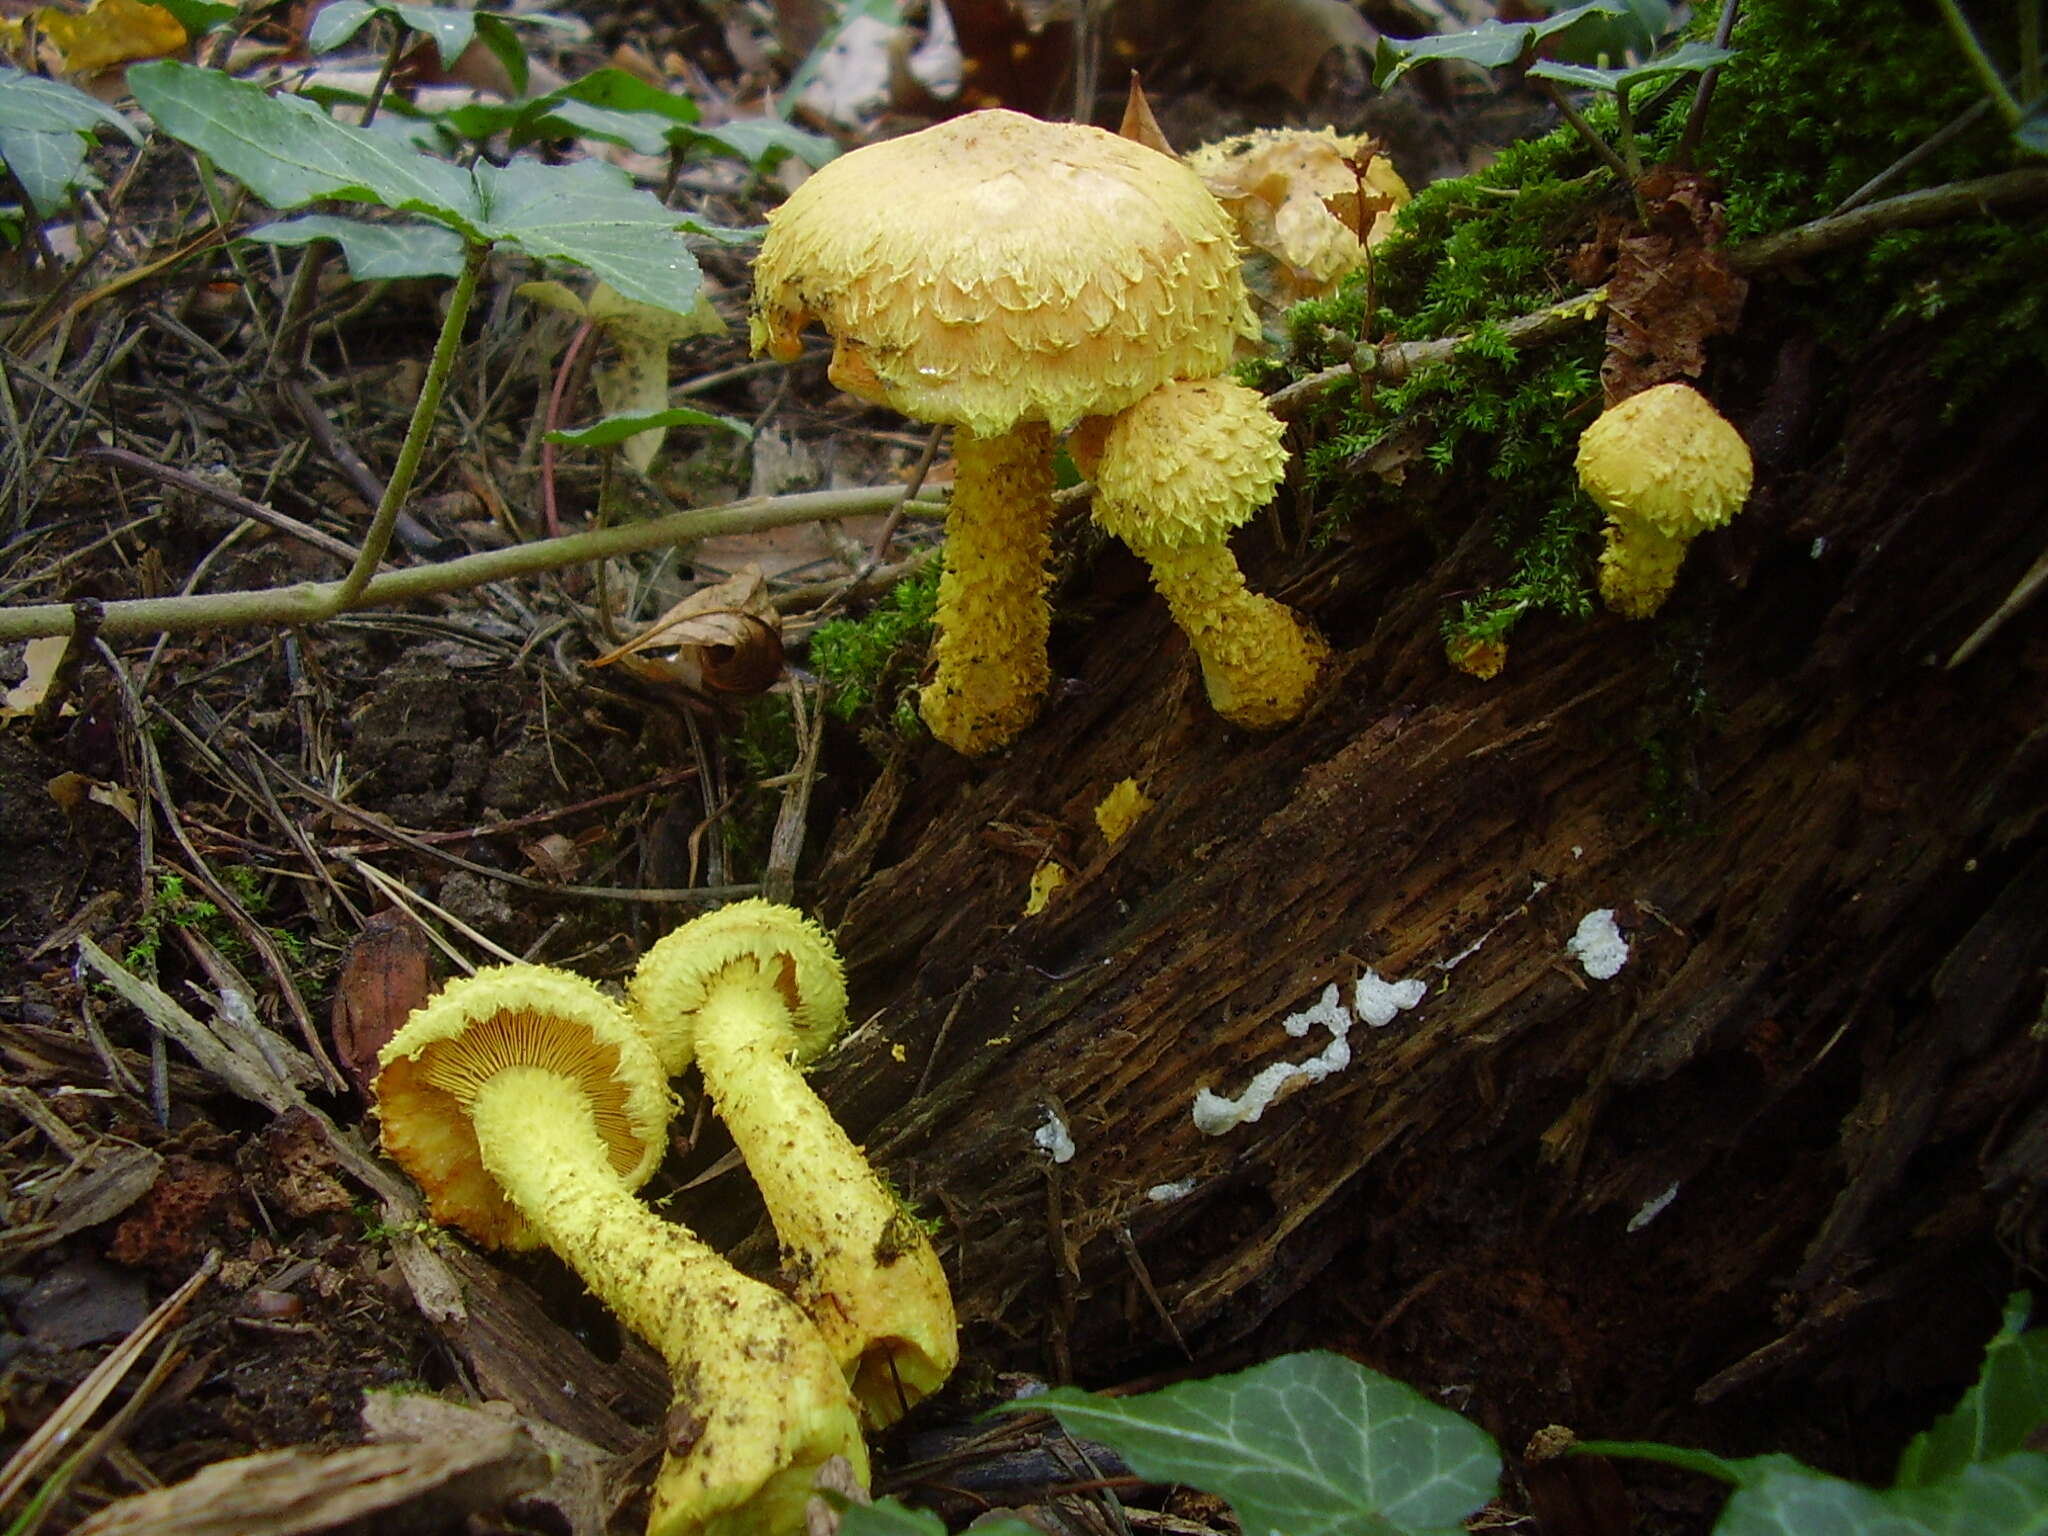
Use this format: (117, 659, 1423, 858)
(1896, 1294, 2048, 1487)
(245, 214, 468, 278)
(129, 62, 706, 314)
(150, 0, 238, 34)
(129, 60, 475, 223)
(680, 117, 838, 171)
(1373, 1, 1626, 87)
(1011, 1352, 1501, 1536)
(0, 65, 140, 217)
(1525, 41, 1736, 95)
(1710, 1451, 2048, 1535)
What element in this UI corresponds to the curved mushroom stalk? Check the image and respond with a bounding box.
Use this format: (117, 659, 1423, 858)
(376, 969, 869, 1536)
(629, 902, 959, 1428)
(1123, 531, 1330, 729)
(920, 423, 1059, 756)
(1082, 377, 1329, 730)
(1597, 519, 1690, 620)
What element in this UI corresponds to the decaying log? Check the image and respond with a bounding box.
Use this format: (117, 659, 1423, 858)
(748, 337, 2046, 1444)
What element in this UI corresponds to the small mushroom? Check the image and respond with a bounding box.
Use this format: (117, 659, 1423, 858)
(1576, 381, 1754, 619)
(749, 109, 1256, 755)
(374, 964, 867, 1536)
(627, 901, 957, 1428)
(1072, 376, 1329, 729)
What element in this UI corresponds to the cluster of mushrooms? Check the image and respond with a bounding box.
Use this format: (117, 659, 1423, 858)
(748, 110, 1331, 756)
(373, 902, 956, 1536)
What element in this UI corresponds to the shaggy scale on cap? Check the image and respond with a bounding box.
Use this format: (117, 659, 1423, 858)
(748, 110, 1257, 438)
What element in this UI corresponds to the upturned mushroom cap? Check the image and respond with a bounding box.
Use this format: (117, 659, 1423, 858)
(1086, 377, 1290, 547)
(1576, 381, 1753, 540)
(376, 966, 671, 1250)
(627, 899, 849, 1078)
(748, 110, 1257, 437)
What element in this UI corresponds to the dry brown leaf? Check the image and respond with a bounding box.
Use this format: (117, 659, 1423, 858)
(1117, 74, 1174, 156)
(1189, 127, 1410, 304)
(1601, 169, 1750, 404)
(2, 634, 66, 716)
(590, 566, 786, 697)
(329, 908, 434, 1098)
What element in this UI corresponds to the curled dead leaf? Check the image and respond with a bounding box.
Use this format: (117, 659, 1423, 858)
(589, 566, 786, 697)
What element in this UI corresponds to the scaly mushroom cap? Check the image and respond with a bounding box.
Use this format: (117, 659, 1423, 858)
(376, 966, 671, 1250)
(748, 110, 1257, 437)
(1576, 382, 1753, 540)
(1087, 377, 1290, 547)
(627, 899, 849, 1078)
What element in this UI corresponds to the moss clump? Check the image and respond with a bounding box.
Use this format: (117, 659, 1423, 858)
(1283, 0, 2046, 662)
(805, 563, 941, 735)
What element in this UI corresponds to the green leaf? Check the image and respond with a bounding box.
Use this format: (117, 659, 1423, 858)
(681, 117, 838, 170)
(1897, 1294, 2048, 1487)
(468, 156, 702, 312)
(1712, 1451, 2048, 1536)
(244, 214, 468, 278)
(0, 66, 139, 217)
(1525, 41, 1736, 94)
(306, 1, 380, 54)
(130, 62, 706, 313)
(1012, 1352, 1501, 1536)
(545, 406, 752, 447)
(150, 0, 239, 35)
(1373, 2, 1625, 86)
(129, 60, 477, 226)
(389, 3, 480, 66)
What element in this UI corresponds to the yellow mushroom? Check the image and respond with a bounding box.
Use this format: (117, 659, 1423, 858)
(374, 964, 867, 1536)
(1576, 382, 1754, 619)
(627, 901, 957, 1429)
(748, 109, 1256, 755)
(1073, 376, 1329, 730)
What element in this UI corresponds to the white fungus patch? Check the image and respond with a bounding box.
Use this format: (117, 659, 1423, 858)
(1146, 1177, 1198, 1203)
(1627, 1181, 1680, 1232)
(1033, 1108, 1075, 1164)
(1191, 973, 1425, 1136)
(1566, 908, 1630, 980)
(1352, 970, 1428, 1027)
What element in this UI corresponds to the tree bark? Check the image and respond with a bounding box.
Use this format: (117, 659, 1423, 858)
(779, 337, 2047, 1451)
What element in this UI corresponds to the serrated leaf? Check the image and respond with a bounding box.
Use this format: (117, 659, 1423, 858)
(1897, 1294, 2048, 1487)
(545, 406, 751, 449)
(468, 156, 702, 313)
(1013, 1352, 1500, 1536)
(245, 214, 468, 278)
(129, 60, 478, 227)
(1526, 41, 1735, 94)
(131, 62, 706, 314)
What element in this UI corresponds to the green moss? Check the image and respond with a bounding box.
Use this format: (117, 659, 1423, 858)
(1284, 0, 2045, 664)
(805, 562, 940, 733)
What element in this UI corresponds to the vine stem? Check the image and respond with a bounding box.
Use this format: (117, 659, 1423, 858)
(329, 240, 487, 612)
(1933, 0, 2024, 127)
(0, 486, 947, 641)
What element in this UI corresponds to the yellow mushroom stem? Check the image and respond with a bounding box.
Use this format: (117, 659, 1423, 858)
(918, 422, 1058, 757)
(1597, 518, 1692, 621)
(685, 958, 957, 1427)
(457, 1065, 869, 1536)
(1123, 531, 1329, 730)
